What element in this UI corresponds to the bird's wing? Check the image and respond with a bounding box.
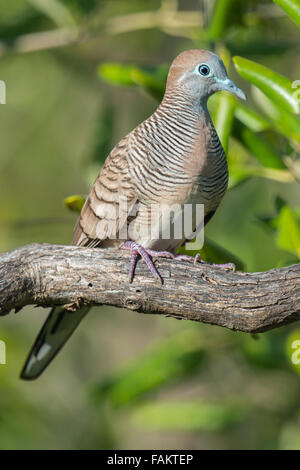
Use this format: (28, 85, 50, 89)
(21, 138, 139, 380)
(72, 137, 138, 248)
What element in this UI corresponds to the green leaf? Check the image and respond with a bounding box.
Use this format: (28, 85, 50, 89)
(270, 105, 300, 142)
(227, 136, 291, 185)
(252, 86, 300, 142)
(130, 67, 166, 101)
(233, 56, 300, 114)
(98, 63, 137, 87)
(240, 127, 285, 169)
(64, 195, 85, 213)
(98, 63, 167, 101)
(207, 0, 235, 40)
(211, 93, 236, 154)
(274, 0, 300, 27)
(133, 401, 247, 431)
(276, 205, 300, 258)
(227, 137, 252, 188)
(234, 103, 270, 132)
(91, 329, 205, 407)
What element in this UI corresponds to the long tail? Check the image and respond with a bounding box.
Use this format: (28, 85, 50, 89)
(20, 305, 90, 380)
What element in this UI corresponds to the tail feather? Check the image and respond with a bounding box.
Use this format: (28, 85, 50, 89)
(20, 306, 90, 380)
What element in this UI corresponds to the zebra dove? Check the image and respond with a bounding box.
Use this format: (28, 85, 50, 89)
(21, 49, 246, 380)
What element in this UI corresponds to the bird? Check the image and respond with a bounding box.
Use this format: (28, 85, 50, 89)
(20, 49, 246, 380)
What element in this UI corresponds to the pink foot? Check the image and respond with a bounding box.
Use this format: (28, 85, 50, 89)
(175, 253, 235, 271)
(121, 241, 235, 284)
(121, 241, 175, 283)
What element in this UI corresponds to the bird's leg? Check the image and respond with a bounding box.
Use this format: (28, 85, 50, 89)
(175, 253, 235, 271)
(121, 242, 235, 283)
(121, 241, 175, 283)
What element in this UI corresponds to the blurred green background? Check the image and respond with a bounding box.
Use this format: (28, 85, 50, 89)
(0, 0, 300, 450)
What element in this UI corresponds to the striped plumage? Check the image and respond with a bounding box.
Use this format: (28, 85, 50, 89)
(73, 60, 230, 251)
(21, 49, 246, 380)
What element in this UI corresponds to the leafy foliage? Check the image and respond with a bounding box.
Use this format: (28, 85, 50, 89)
(64, 195, 85, 213)
(233, 56, 300, 114)
(98, 63, 167, 101)
(274, 0, 300, 27)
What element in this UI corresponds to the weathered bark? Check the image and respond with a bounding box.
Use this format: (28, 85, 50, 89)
(0, 243, 299, 333)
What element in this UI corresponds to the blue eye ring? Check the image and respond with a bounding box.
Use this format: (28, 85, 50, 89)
(198, 64, 210, 76)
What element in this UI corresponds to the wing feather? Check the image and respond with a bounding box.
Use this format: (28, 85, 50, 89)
(72, 138, 137, 247)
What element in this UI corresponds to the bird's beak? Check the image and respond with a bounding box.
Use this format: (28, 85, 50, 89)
(217, 78, 247, 100)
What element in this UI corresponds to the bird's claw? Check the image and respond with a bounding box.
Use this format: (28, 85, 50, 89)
(122, 241, 165, 284)
(121, 242, 236, 284)
(175, 252, 235, 271)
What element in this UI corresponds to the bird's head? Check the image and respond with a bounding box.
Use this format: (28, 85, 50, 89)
(166, 49, 246, 106)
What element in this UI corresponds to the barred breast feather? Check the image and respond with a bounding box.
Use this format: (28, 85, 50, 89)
(72, 93, 228, 251)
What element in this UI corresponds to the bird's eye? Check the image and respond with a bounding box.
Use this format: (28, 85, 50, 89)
(198, 64, 210, 76)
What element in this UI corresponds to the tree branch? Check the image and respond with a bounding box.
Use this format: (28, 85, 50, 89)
(0, 243, 299, 333)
